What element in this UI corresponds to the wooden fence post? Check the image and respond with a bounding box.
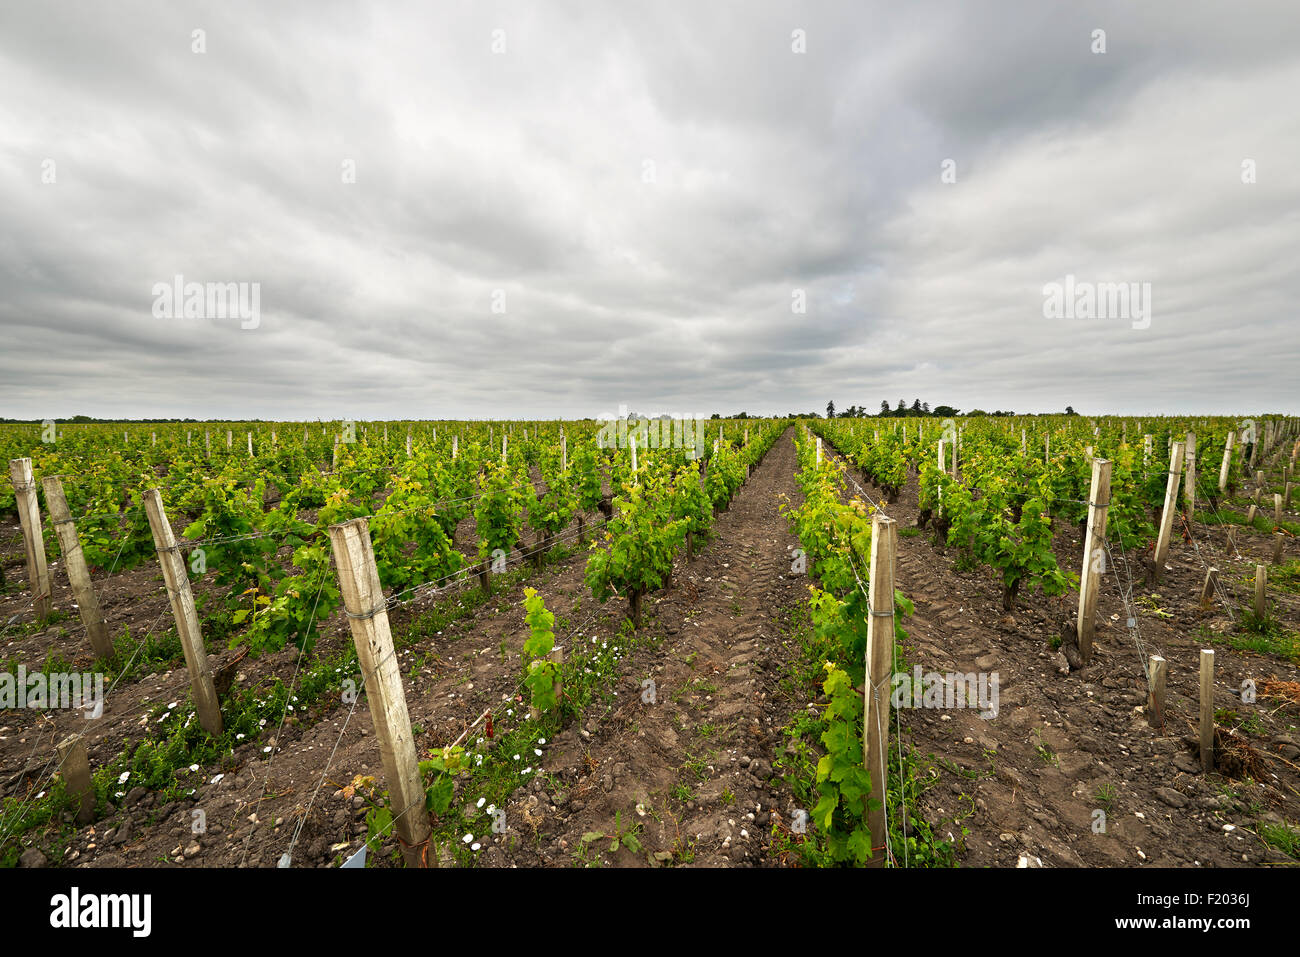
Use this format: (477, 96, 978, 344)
(1199, 649, 1215, 773)
(1254, 564, 1267, 619)
(1076, 458, 1111, 663)
(9, 458, 51, 622)
(1184, 432, 1196, 516)
(143, 489, 223, 736)
(1153, 442, 1185, 576)
(56, 733, 96, 825)
(1273, 532, 1284, 565)
(1274, 493, 1283, 524)
(1147, 655, 1166, 729)
(41, 476, 113, 661)
(328, 518, 434, 868)
(864, 513, 897, 867)
(1218, 431, 1234, 493)
(1199, 567, 1219, 609)
(247, 432, 254, 457)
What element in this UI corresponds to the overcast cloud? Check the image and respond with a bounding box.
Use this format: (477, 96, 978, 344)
(1, 0, 1297, 420)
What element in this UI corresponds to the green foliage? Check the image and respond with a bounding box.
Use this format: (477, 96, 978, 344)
(521, 587, 560, 713)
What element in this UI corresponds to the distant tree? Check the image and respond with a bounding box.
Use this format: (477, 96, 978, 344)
(922, 402, 930, 414)
(911, 399, 922, 413)
(880, 400, 890, 416)
(1065, 406, 1077, 415)
(896, 399, 906, 412)
(966, 409, 987, 417)
(933, 405, 960, 417)
(710, 413, 721, 419)
(827, 401, 836, 419)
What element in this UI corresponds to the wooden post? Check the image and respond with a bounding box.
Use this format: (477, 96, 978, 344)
(56, 733, 95, 825)
(205, 430, 211, 459)
(502, 434, 508, 463)
(41, 476, 113, 661)
(1199, 649, 1215, 773)
(864, 513, 896, 868)
(1076, 458, 1112, 663)
(561, 432, 567, 472)
(1274, 493, 1283, 523)
(328, 518, 433, 868)
(815, 437, 822, 465)
(406, 432, 412, 458)
(246, 432, 253, 457)
(9, 458, 52, 622)
(143, 489, 222, 736)
(937, 440, 946, 476)
(1218, 431, 1234, 492)
(1152, 442, 1185, 575)
(226, 430, 232, 449)
(1254, 564, 1267, 618)
(1246, 504, 1257, 524)
(1147, 655, 1166, 729)
(1143, 434, 1152, 467)
(1272, 532, 1284, 565)
(1184, 432, 1196, 516)
(1199, 567, 1219, 609)
(452, 435, 458, 459)
(630, 435, 638, 475)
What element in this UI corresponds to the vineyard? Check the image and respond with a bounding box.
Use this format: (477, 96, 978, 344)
(1, 415, 1298, 868)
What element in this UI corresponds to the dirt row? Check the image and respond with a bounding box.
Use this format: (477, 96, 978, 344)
(824, 439, 1300, 867)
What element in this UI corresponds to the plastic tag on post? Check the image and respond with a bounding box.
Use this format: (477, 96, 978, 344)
(342, 845, 367, 869)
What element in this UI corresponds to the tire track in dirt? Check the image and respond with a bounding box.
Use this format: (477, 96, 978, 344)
(490, 428, 808, 867)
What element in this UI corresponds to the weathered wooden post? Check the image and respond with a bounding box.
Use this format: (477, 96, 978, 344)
(1218, 431, 1234, 493)
(56, 733, 96, 825)
(41, 476, 113, 660)
(329, 518, 434, 867)
(1199, 567, 1219, 609)
(1254, 564, 1268, 619)
(864, 513, 897, 868)
(143, 489, 222, 736)
(1199, 649, 1215, 773)
(1184, 432, 1196, 516)
(1153, 442, 1185, 576)
(1147, 655, 1166, 729)
(1076, 458, 1112, 663)
(9, 458, 51, 622)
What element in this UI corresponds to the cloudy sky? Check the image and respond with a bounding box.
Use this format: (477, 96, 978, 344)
(2, 1, 1297, 421)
